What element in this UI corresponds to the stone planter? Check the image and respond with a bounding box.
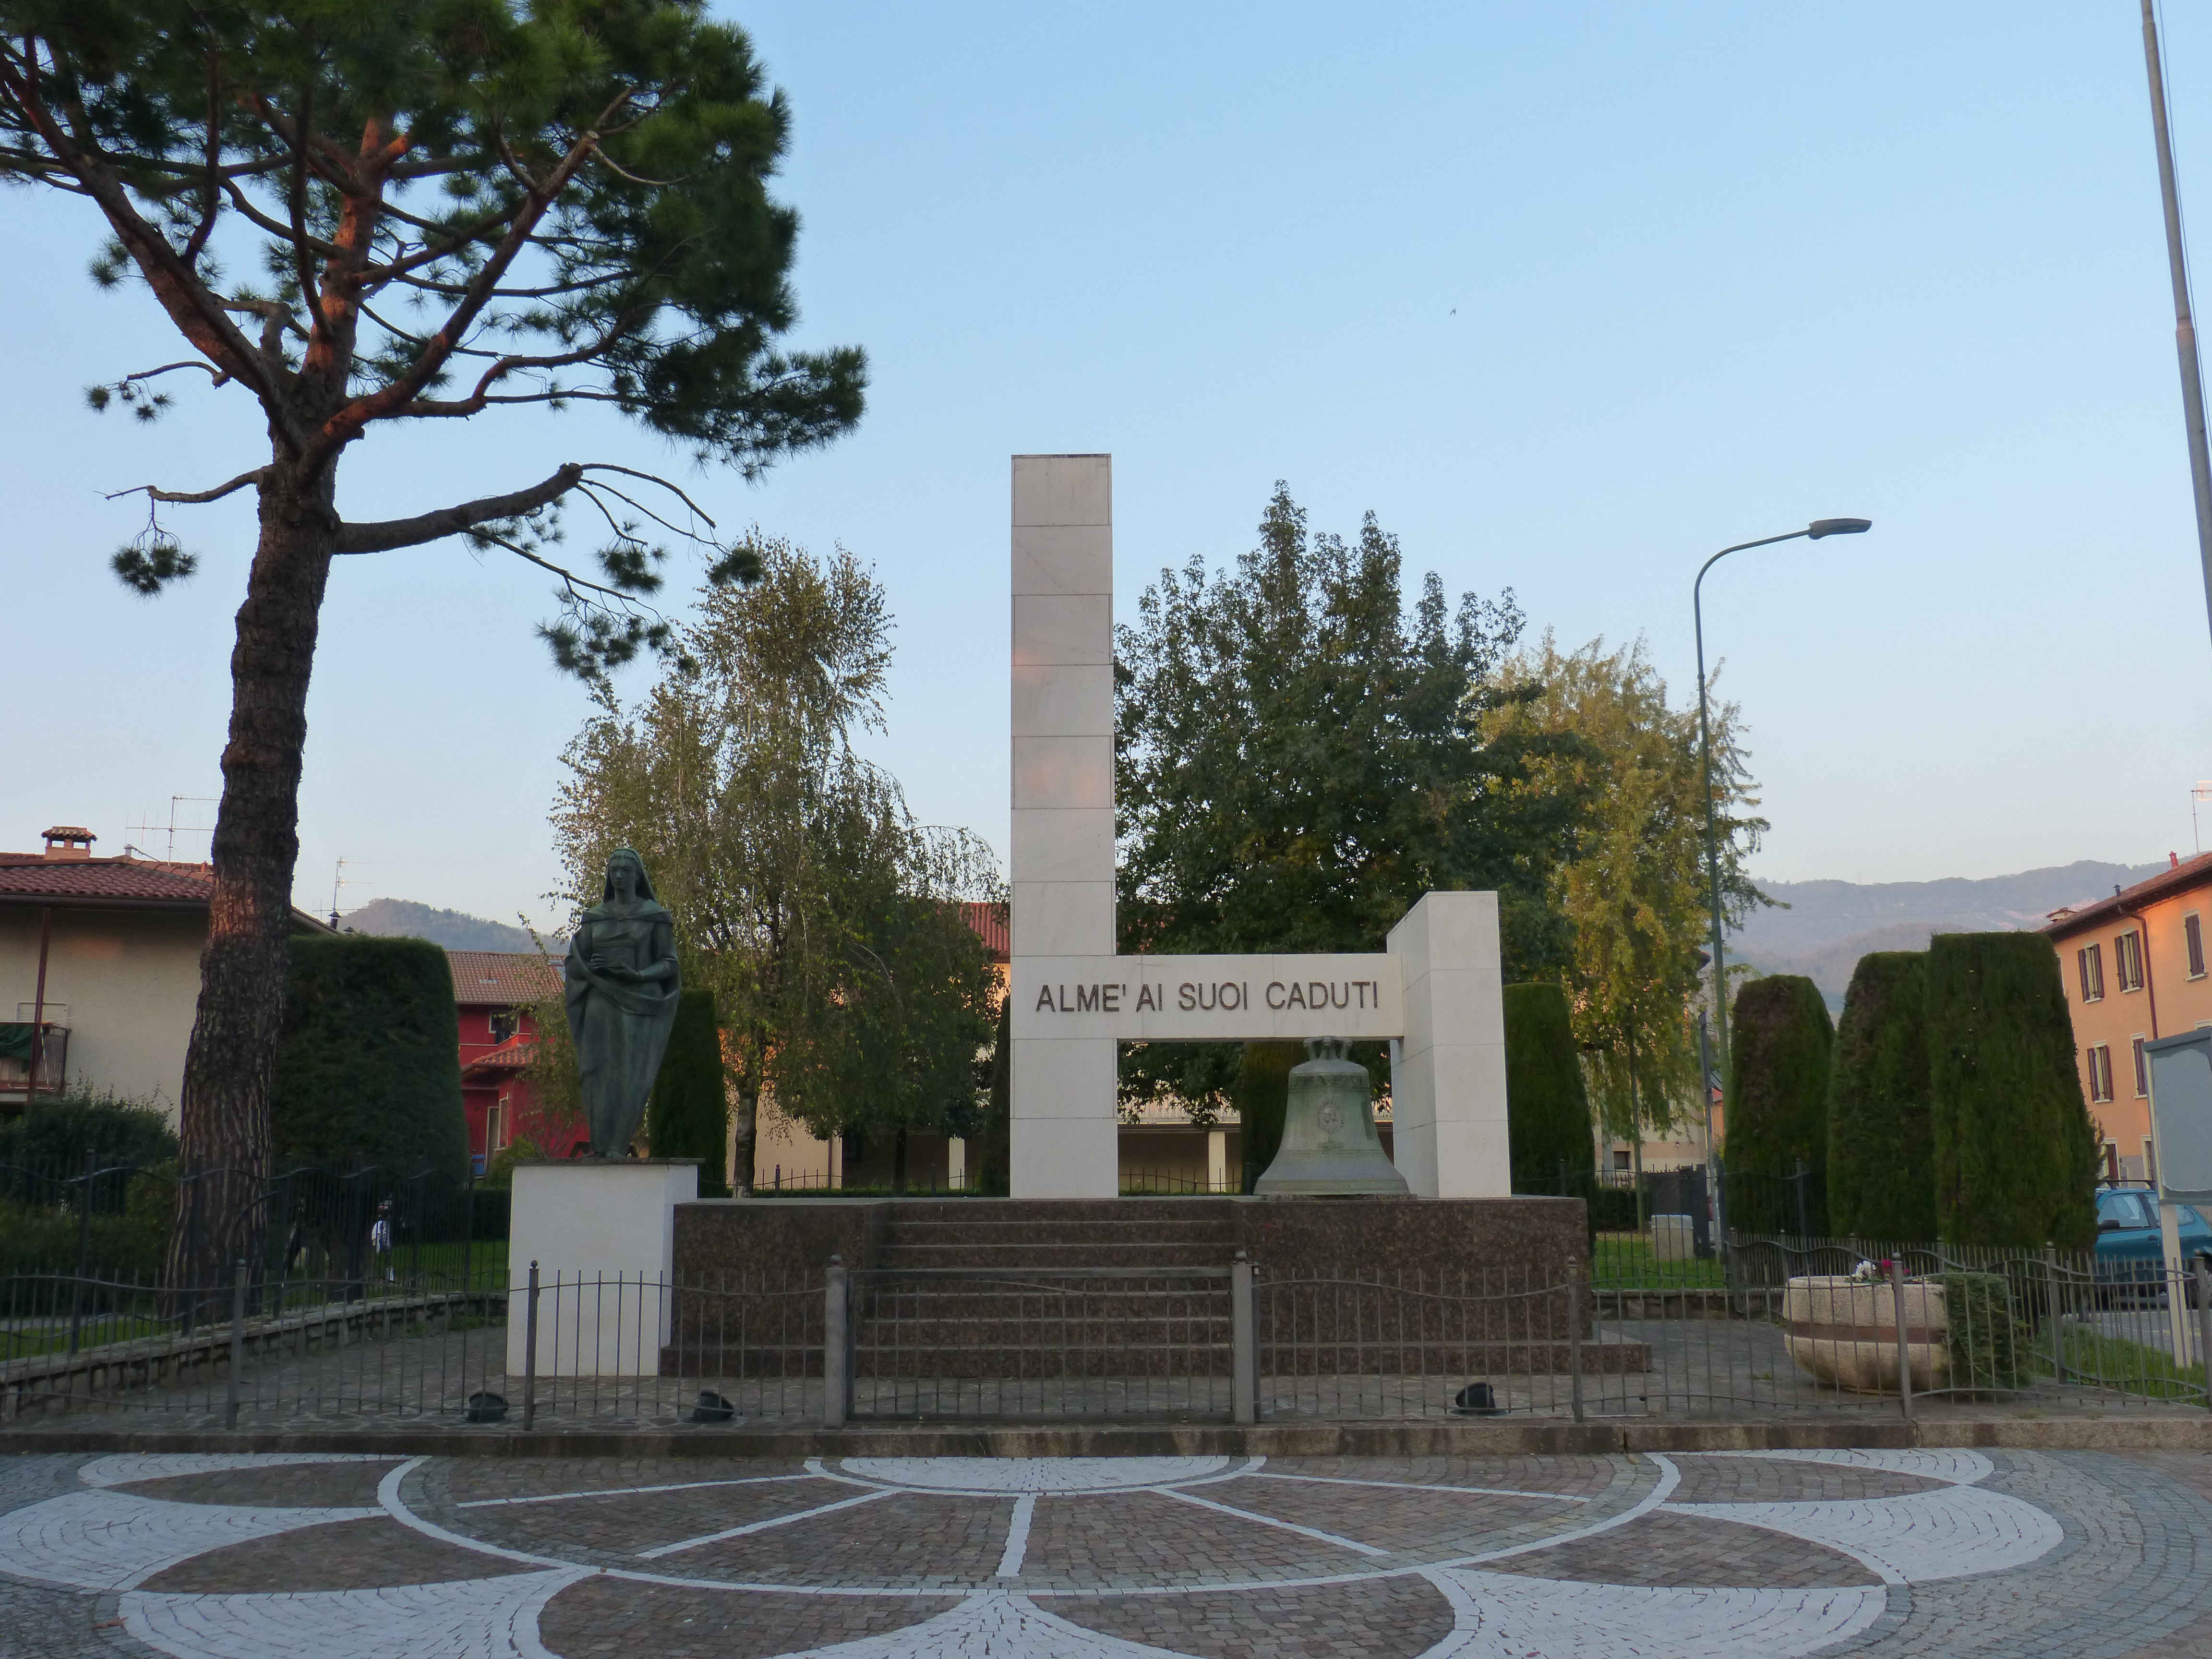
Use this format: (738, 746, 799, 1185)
(1781, 1274, 1948, 1394)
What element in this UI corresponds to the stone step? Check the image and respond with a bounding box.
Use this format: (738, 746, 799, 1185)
(873, 1243, 1235, 1270)
(879, 1218, 1238, 1247)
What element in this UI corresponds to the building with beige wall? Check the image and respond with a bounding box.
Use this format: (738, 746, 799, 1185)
(1, 825, 327, 1120)
(2044, 850, 2212, 1181)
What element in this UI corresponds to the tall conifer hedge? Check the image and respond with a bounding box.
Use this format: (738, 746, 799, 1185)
(1236, 1040, 1303, 1192)
(1503, 983, 1596, 1195)
(1926, 932, 2098, 1249)
(1827, 951, 1936, 1240)
(270, 936, 467, 1180)
(977, 995, 1011, 1196)
(648, 989, 730, 1195)
(1726, 974, 1834, 1231)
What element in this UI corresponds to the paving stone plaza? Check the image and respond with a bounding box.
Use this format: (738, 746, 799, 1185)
(2, 1445, 2209, 1657)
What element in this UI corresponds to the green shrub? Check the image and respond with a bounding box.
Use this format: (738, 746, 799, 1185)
(647, 988, 730, 1194)
(1727, 975, 1835, 1231)
(1935, 1270, 2027, 1392)
(481, 1137, 546, 1190)
(1236, 1041, 1303, 1191)
(0, 1088, 178, 1198)
(1503, 983, 1596, 1195)
(1926, 932, 2098, 1250)
(0, 1161, 172, 1279)
(270, 935, 468, 1180)
(1827, 952, 1935, 1240)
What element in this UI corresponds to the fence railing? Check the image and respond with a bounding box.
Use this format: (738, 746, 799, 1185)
(5, 1249, 2206, 1429)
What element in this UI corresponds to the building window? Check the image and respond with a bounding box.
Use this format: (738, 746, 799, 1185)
(2189, 914, 2206, 979)
(2133, 1036, 2150, 1098)
(2144, 1135, 2159, 1185)
(489, 1009, 519, 1045)
(2079, 943, 2105, 1002)
(488, 1101, 506, 1153)
(2103, 1141, 2121, 1184)
(1611, 1147, 1631, 1172)
(2088, 1044, 2115, 1103)
(2116, 930, 2145, 993)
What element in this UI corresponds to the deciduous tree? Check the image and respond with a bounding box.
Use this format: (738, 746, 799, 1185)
(1114, 483, 1573, 1123)
(1482, 636, 1766, 1190)
(552, 538, 997, 1192)
(0, 3, 864, 1282)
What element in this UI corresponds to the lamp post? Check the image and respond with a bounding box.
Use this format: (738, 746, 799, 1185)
(1694, 518, 1871, 1109)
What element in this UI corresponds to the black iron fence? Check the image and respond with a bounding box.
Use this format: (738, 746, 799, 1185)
(6, 1242, 2206, 1429)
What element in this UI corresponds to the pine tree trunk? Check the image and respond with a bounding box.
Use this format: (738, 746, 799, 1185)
(164, 470, 337, 1304)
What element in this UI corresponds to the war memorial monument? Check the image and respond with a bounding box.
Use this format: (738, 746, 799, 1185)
(511, 454, 1586, 1378)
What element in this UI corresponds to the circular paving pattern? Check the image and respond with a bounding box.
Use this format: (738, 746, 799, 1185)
(0, 1446, 2208, 1656)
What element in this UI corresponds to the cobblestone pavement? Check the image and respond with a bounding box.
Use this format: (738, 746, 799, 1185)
(0, 1444, 2208, 1656)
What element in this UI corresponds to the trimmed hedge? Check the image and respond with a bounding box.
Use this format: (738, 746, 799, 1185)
(647, 988, 730, 1194)
(1927, 932, 2098, 1250)
(1503, 983, 1596, 1196)
(1827, 952, 1936, 1240)
(1236, 1041, 1304, 1192)
(1727, 975, 1834, 1232)
(271, 935, 468, 1181)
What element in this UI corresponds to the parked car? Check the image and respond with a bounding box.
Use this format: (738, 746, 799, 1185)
(2093, 1187, 2212, 1303)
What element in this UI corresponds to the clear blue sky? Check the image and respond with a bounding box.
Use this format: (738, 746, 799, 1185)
(5, 1, 2212, 933)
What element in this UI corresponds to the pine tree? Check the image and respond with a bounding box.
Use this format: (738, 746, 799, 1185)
(647, 989, 730, 1196)
(1726, 975, 1834, 1232)
(0, 4, 864, 1283)
(1826, 951, 1935, 1240)
(1503, 983, 1597, 1195)
(1927, 932, 2098, 1249)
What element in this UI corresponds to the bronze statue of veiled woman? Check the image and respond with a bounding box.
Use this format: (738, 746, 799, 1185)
(563, 847, 681, 1157)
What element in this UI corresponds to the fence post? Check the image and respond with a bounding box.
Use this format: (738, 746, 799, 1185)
(1890, 1256, 1915, 1425)
(67, 1145, 94, 1358)
(2196, 1259, 2212, 1409)
(224, 1258, 246, 1430)
(823, 1254, 850, 1429)
(1567, 1256, 1585, 1424)
(2043, 1244, 2063, 1383)
(1231, 1250, 1256, 1425)
(522, 1261, 540, 1432)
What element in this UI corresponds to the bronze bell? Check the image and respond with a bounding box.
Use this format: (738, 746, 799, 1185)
(1253, 1038, 1410, 1196)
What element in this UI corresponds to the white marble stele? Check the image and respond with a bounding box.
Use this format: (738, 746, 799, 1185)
(506, 1159, 697, 1377)
(1007, 453, 1512, 1202)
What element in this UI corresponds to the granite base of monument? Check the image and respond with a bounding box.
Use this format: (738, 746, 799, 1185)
(508, 1159, 698, 1377)
(668, 1194, 1644, 1377)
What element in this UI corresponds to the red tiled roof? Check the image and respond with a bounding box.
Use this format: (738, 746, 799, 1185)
(961, 901, 1009, 962)
(2042, 850, 2212, 938)
(0, 851, 333, 930)
(462, 1030, 535, 1078)
(0, 854, 217, 904)
(446, 950, 562, 1007)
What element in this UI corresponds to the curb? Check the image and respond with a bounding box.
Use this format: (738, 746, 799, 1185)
(3, 1416, 2209, 1459)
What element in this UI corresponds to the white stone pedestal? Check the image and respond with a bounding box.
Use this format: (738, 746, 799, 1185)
(507, 1159, 697, 1377)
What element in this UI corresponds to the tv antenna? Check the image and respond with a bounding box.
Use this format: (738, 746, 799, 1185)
(2195, 781, 2212, 854)
(124, 795, 217, 861)
(328, 857, 371, 928)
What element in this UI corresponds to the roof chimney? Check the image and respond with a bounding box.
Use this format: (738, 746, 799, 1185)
(2174, 852, 2182, 869)
(40, 826, 95, 861)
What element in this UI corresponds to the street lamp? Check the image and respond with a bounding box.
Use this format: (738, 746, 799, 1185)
(1694, 517, 1871, 1107)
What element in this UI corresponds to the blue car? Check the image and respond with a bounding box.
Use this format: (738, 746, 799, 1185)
(2094, 1187, 2212, 1303)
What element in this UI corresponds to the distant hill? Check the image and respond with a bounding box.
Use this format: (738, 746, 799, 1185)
(1731, 859, 2168, 1008)
(341, 898, 565, 955)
